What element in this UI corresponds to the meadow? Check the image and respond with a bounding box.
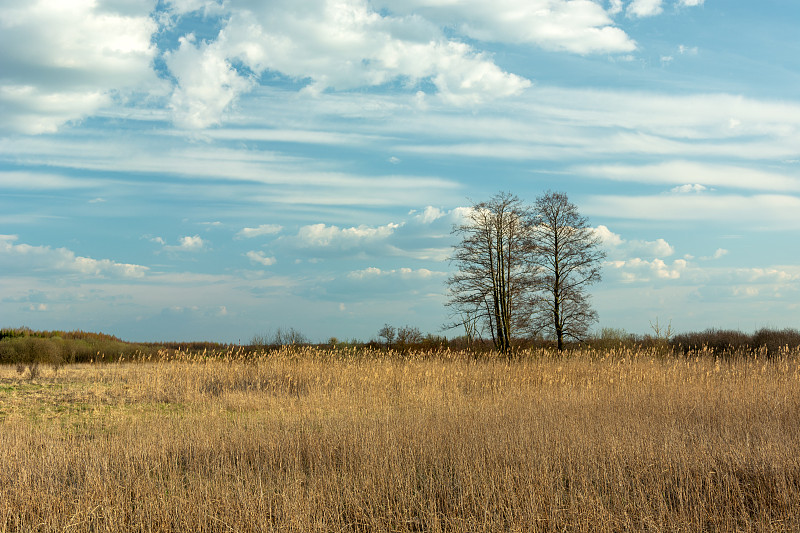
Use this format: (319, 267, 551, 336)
(1, 345, 800, 532)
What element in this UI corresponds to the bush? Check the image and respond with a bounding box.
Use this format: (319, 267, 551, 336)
(589, 327, 636, 351)
(751, 328, 800, 356)
(0, 328, 148, 365)
(670, 328, 800, 357)
(671, 329, 752, 355)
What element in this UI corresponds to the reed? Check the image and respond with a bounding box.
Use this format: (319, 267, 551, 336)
(1, 347, 799, 531)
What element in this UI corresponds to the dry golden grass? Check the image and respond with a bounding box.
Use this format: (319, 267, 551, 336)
(1, 347, 800, 532)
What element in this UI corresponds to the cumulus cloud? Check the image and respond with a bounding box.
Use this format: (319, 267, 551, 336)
(627, 0, 663, 18)
(610, 257, 687, 282)
(160, 0, 536, 126)
(671, 184, 708, 194)
(165, 34, 255, 129)
(0, 0, 159, 133)
(163, 235, 207, 251)
(410, 206, 446, 224)
(374, 0, 636, 54)
(311, 265, 447, 301)
(246, 250, 277, 266)
(593, 225, 674, 258)
(701, 248, 728, 261)
(739, 267, 800, 283)
(0, 235, 148, 278)
(237, 224, 283, 239)
(295, 222, 400, 249)
(593, 225, 624, 247)
(282, 207, 464, 261)
(347, 266, 443, 280)
(608, 0, 624, 15)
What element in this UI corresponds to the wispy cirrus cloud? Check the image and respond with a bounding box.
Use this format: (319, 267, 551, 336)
(576, 161, 800, 192)
(236, 224, 283, 239)
(584, 195, 800, 228)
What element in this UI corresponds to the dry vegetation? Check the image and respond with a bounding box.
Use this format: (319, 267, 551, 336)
(2, 346, 800, 532)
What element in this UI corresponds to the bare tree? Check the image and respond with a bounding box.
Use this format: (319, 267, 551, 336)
(446, 192, 538, 354)
(378, 324, 396, 347)
(396, 325, 423, 348)
(530, 191, 605, 350)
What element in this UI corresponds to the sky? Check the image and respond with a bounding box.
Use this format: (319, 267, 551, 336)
(1, 0, 800, 343)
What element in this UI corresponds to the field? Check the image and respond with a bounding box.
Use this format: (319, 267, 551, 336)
(2, 347, 800, 532)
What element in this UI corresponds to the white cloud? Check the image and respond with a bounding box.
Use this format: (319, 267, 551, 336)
(578, 161, 800, 192)
(0, 171, 98, 190)
(246, 250, 277, 266)
(679, 44, 698, 55)
(671, 184, 708, 194)
(608, 0, 624, 15)
(702, 248, 728, 261)
(584, 194, 800, 229)
(592, 225, 624, 247)
(594, 225, 674, 258)
(165, 0, 226, 16)
(347, 266, 443, 280)
(0, 0, 159, 133)
(295, 222, 400, 249)
(411, 206, 446, 224)
(0, 235, 148, 278)
(583, 194, 800, 224)
(165, 34, 255, 129)
(164, 235, 207, 251)
(237, 224, 283, 239)
(611, 257, 687, 282)
(678, 0, 704, 6)
(738, 267, 800, 283)
(627, 0, 663, 18)
(161, 0, 533, 126)
(374, 0, 636, 54)
(394, 87, 800, 163)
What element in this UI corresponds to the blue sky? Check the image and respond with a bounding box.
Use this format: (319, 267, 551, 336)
(2, 0, 799, 343)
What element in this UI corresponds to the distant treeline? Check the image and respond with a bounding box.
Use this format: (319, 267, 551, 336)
(1, 326, 800, 366)
(588, 326, 800, 357)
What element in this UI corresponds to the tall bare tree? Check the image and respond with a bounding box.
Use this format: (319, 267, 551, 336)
(530, 191, 605, 350)
(446, 192, 537, 354)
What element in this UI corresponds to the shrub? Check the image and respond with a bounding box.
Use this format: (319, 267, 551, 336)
(751, 328, 800, 356)
(671, 329, 752, 355)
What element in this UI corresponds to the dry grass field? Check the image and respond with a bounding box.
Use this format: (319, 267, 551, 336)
(1, 346, 800, 532)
